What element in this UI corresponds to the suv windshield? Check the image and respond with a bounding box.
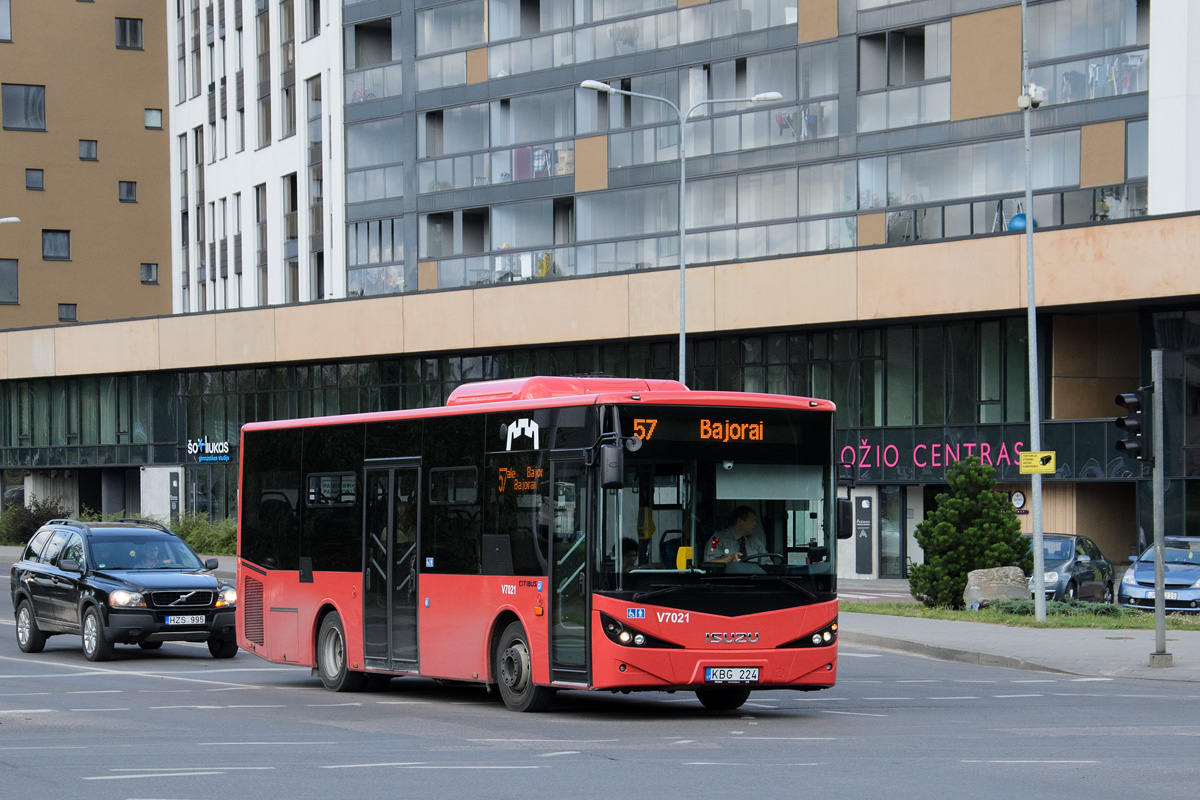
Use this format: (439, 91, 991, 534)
(594, 405, 835, 603)
(90, 534, 205, 570)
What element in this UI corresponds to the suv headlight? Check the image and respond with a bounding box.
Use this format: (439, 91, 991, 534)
(109, 590, 145, 608)
(216, 587, 237, 608)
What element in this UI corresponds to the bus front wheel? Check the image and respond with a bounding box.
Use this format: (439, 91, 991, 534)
(695, 686, 751, 711)
(317, 613, 367, 692)
(495, 621, 555, 712)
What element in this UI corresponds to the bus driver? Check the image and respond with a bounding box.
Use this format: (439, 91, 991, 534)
(705, 506, 764, 564)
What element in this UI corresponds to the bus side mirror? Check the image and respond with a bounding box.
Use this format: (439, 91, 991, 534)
(836, 497, 854, 540)
(600, 444, 624, 489)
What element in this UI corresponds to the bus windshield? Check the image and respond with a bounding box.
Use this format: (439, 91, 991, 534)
(596, 405, 835, 601)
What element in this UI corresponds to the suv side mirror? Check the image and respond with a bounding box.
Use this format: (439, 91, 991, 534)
(205, 557, 220, 571)
(59, 559, 82, 574)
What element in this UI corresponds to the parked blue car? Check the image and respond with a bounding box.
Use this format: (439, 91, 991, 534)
(1024, 533, 1114, 603)
(1117, 537, 1200, 612)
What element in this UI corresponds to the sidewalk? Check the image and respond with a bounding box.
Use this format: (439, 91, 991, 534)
(841, 610, 1200, 682)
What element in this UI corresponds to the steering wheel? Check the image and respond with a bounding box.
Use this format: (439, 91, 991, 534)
(740, 552, 786, 566)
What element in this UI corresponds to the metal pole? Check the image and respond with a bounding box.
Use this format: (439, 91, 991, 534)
(1150, 349, 1171, 666)
(1021, 0, 1046, 623)
(678, 111, 687, 387)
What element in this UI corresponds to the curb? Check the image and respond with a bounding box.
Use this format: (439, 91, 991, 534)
(840, 630, 1074, 675)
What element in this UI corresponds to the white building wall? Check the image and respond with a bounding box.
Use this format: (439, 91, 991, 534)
(1148, 0, 1200, 215)
(168, 0, 345, 312)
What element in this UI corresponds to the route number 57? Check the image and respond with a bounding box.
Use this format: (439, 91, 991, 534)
(632, 418, 657, 440)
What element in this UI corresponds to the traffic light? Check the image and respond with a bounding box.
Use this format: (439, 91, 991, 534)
(1115, 386, 1154, 463)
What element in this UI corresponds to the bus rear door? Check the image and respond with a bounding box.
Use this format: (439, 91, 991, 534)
(362, 462, 420, 672)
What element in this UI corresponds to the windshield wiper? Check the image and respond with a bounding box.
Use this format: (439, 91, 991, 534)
(632, 583, 713, 602)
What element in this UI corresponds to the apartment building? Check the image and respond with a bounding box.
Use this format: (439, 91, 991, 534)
(0, 0, 1198, 580)
(0, 0, 172, 327)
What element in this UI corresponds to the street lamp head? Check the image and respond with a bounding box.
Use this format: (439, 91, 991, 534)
(0, 217, 20, 225)
(751, 91, 783, 103)
(580, 80, 616, 94)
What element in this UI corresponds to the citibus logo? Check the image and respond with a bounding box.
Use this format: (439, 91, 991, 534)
(504, 418, 540, 450)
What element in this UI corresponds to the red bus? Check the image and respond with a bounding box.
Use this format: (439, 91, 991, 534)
(236, 376, 846, 712)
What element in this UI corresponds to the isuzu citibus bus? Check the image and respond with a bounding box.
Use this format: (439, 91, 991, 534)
(236, 376, 847, 712)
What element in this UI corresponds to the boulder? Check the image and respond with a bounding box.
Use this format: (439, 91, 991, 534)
(963, 566, 1028, 608)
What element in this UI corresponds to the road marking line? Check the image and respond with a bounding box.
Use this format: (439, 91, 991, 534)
(0, 746, 86, 751)
(227, 704, 287, 708)
(895, 680, 939, 683)
(737, 737, 843, 741)
(306, 703, 363, 707)
(820, 710, 886, 717)
(839, 653, 882, 658)
(688, 762, 822, 767)
(67, 690, 123, 694)
(963, 760, 1099, 764)
(929, 696, 979, 700)
(0, 709, 54, 714)
(84, 771, 226, 780)
(399, 766, 540, 770)
(993, 694, 1043, 698)
(149, 705, 225, 709)
(864, 697, 912, 701)
(0, 692, 51, 696)
(1070, 677, 1112, 682)
(70, 708, 130, 712)
(469, 739, 620, 743)
(199, 741, 338, 746)
(538, 751, 579, 757)
(321, 762, 427, 769)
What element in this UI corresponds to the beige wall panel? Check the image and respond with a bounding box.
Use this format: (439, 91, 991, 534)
(797, 0, 838, 44)
(276, 300, 405, 362)
(403, 291, 477, 353)
(0, 334, 8, 379)
(1076, 482, 1137, 562)
(715, 254, 857, 330)
(627, 269, 715, 339)
(1034, 216, 1200, 305)
(950, 7, 1021, 122)
(157, 315, 218, 370)
(466, 48, 489, 84)
(1053, 377, 1138, 420)
(1094, 312, 1139, 378)
(0, 0, 172, 330)
(678, 0, 709, 6)
(1051, 315, 1096, 376)
(857, 213, 886, 247)
(213, 309, 277, 365)
(54, 320, 161, 376)
(418, 261, 439, 291)
(1015, 481, 1075, 535)
(7, 329, 57, 379)
(574, 136, 609, 193)
(857, 236, 1022, 319)
(1080, 121, 1127, 188)
(473, 279, 632, 349)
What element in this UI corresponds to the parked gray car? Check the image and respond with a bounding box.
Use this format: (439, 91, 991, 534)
(1024, 533, 1114, 603)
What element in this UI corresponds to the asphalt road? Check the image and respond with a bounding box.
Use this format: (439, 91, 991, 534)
(3, 562, 1198, 799)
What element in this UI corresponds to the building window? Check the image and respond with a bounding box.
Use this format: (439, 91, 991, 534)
(119, 181, 137, 202)
(42, 230, 70, 260)
(1, 84, 46, 131)
(58, 303, 77, 322)
(0, 0, 11, 42)
(140, 263, 159, 284)
(145, 108, 163, 129)
(79, 139, 98, 160)
(25, 169, 43, 190)
(0, 259, 16, 304)
(115, 17, 143, 49)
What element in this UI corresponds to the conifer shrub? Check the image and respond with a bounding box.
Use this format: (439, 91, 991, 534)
(908, 456, 1032, 608)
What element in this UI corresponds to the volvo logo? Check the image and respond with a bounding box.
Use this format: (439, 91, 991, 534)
(168, 592, 201, 606)
(705, 632, 760, 644)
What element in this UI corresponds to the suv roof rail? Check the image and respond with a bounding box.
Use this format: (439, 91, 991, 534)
(45, 518, 91, 531)
(116, 517, 173, 534)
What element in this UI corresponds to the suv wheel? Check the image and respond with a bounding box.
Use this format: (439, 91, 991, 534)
(208, 638, 238, 659)
(82, 607, 113, 662)
(16, 600, 47, 654)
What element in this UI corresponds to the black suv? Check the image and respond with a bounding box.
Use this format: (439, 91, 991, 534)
(10, 519, 237, 662)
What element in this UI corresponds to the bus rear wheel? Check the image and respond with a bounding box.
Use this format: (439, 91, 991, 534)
(695, 687, 752, 711)
(317, 613, 367, 692)
(495, 621, 555, 712)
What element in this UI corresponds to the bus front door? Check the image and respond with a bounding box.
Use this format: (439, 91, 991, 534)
(548, 458, 588, 683)
(362, 464, 420, 673)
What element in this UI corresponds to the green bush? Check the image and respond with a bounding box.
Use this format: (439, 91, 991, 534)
(0, 495, 74, 546)
(908, 456, 1032, 609)
(171, 513, 237, 556)
(990, 599, 1136, 618)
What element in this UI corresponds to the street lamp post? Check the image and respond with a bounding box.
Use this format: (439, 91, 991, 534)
(580, 80, 782, 386)
(1018, 0, 1047, 622)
